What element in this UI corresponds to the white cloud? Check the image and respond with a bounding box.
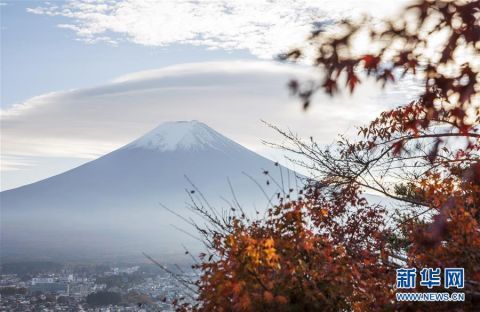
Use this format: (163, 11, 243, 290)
(1, 60, 419, 170)
(1, 155, 36, 172)
(26, 0, 411, 59)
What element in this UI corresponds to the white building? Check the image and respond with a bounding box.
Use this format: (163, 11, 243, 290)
(31, 277, 54, 285)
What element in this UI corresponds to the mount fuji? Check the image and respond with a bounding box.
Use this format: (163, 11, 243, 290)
(1, 121, 299, 261)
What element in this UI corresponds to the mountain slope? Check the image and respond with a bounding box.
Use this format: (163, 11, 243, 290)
(0, 121, 298, 261)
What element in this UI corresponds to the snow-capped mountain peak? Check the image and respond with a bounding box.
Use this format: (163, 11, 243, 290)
(1, 120, 298, 260)
(124, 120, 235, 152)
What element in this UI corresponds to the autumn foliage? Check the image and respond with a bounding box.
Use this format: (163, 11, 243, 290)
(181, 184, 395, 311)
(175, 1, 479, 311)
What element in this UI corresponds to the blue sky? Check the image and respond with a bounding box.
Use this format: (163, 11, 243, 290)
(1, 1, 253, 109)
(1, 0, 414, 190)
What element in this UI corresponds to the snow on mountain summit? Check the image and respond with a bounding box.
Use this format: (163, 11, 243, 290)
(124, 120, 239, 152)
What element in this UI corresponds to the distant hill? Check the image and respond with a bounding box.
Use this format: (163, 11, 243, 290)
(1, 261, 63, 276)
